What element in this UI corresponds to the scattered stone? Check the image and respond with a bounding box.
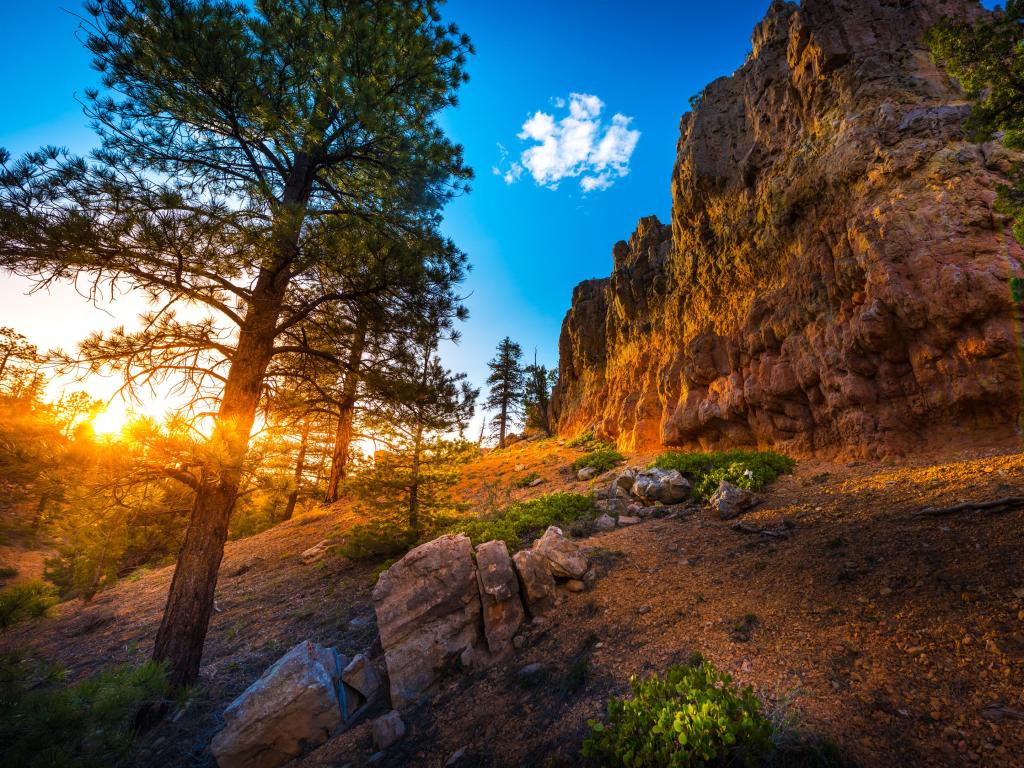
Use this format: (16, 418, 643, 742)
(614, 469, 638, 493)
(371, 711, 406, 751)
(617, 515, 642, 526)
(596, 498, 629, 515)
(533, 526, 589, 579)
(709, 481, 755, 520)
(632, 469, 691, 505)
(341, 654, 380, 708)
(210, 640, 346, 768)
(514, 463, 526, 472)
(445, 747, 468, 766)
(637, 605, 652, 615)
(518, 662, 544, 679)
(372, 534, 483, 708)
(300, 540, 330, 565)
(512, 634, 527, 651)
(594, 513, 617, 531)
(512, 549, 557, 616)
(577, 466, 598, 481)
(565, 579, 585, 593)
(529, 477, 545, 487)
(475, 540, 526, 656)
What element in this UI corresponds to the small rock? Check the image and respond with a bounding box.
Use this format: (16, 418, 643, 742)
(529, 477, 545, 487)
(445, 747, 468, 766)
(631, 469, 691, 504)
(518, 662, 544, 678)
(532, 526, 589, 579)
(371, 711, 406, 751)
(341, 654, 380, 704)
(594, 513, 617, 531)
(577, 466, 598, 481)
(514, 463, 526, 472)
(708, 481, 755, 520)
(565, 579, 585, 593)
(637, 605, 652, 615)
(512, 634, 527, 651)
(617, 515, 641, 526)
(300, 540, 330, 564)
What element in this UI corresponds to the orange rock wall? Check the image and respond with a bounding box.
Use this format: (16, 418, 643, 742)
(552, 0, 1024, 457)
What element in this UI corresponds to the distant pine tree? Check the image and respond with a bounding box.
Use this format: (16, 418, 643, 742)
(485, 337, 525, 448)
(523, 351, 557, 436)
(928, 1, 1024, 244)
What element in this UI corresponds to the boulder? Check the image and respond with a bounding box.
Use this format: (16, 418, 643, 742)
(533, 526, 588, 579)
(512, 549, 556, 616)
(372, 534, 483, 708)
(528, 477, 546, 488)
(300, 540, 330, 564)
(617, 515, 641, 526)
(631, 468, 691, 505)
(371, 710, 406, 751)
(210, 640, 344, 768)
(613, 469, 637, 493)
(594, 513, 617, 531)
(709, 480, 755, 520)
(474, 540, 526, 656)
(596, 498, 629, 516)
(341, 654, 380, 711)
(577, 466, 598, 481)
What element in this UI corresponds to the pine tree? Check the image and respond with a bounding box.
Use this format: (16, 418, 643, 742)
(928, 1, 1024, 243)
(523, 351, 557, 436)
(0, 0, 472, 688)
(485, 337, 525, 448)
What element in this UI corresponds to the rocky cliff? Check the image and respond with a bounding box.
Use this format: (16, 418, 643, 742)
(552, 0, 1024, 457)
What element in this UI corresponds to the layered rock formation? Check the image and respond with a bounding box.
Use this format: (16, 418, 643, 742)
(553, 0, 1024, 457)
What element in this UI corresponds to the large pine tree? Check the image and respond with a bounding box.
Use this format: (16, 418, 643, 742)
(0, 0, 472, 688)
(485, 337, 524, 448)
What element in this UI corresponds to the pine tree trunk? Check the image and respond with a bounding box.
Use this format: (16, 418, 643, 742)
(282, 419, 310, 522)
(152, 276, 286, 689)
(324, 319, 369, 503)
(499, 397, 508, 449)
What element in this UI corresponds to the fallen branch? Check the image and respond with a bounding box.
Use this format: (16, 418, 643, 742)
(913, 496, 1024, 517)
(730, 521, 790, 539)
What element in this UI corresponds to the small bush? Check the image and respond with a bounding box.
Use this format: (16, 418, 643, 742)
(439, 492, 597, 547)
(339, 522, 417, 561)
(0, 581, 56, 630)
(651, 450, 795, 501)
(583, 655, 772, 767)
(573, 446, 625, 474)
(0, 652, 168, 767)
(566, 430, 596, 448)
(514, 472, 541, 488)
(0, 566, 18, 579)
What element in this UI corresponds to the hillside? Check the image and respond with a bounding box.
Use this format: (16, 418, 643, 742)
(552, 0, 1024, 457)
(3, 439, 1023, 767)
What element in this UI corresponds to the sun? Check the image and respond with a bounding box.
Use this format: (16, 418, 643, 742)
(90, 403, 131, 437)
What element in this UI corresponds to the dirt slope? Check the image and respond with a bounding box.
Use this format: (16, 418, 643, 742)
(3, 440, 1023, 767)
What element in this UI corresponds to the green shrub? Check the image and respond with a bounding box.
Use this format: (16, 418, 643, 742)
(583, 655, 772, 767)
(0, 581, 56, 630)
(650, 450, 796, 501)
(566, 430, 596, 448)
(439, 492, 597, 547)
(0, 652, 167, 767)
(514, 472, 541, 488)
(339, 522, 417, 561)
(0, 566, 17, 579)
(573, 446, 625, 474)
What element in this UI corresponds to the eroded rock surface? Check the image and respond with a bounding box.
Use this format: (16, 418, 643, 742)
(552, 0, 1024, 458)
(475, 540, 525, 656)
(372, 534, 483, 708)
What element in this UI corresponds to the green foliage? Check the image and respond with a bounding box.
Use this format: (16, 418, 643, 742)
(523, 360, 557, 435)
(573, 445, 625, 474)
(340, 520, 419, 561)
(583, 656, 773, 767)
(928, 1, 1024, 244)
(486, 337, 526, 446)
(514, 471, 540, 488)
(651, 450, 796, 502)
(439, 492, 598, 548)
(0, 651, 167, 767)
(566, 430, 596, 448)
(0, 581, 56, 630)
(0, 566, 17, 579)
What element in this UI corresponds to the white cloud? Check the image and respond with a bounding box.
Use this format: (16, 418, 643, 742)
(495, 93, 640, 193)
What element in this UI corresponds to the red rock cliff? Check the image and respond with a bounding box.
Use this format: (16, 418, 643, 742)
(552, 0, 1024, 458)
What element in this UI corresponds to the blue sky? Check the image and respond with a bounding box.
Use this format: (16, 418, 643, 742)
(0, 0, 998, 431)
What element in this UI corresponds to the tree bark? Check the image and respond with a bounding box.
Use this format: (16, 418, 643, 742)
(282, 419, 310, 522)
(324, 318, 369, 503)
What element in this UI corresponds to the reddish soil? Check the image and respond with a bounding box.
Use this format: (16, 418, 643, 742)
(3, 440, 1023, 767)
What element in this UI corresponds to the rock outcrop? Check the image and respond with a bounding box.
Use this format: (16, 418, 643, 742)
(552, 0, 1024, 458)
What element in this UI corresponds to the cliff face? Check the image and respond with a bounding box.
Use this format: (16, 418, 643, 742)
(552, 0, 1024, 457)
